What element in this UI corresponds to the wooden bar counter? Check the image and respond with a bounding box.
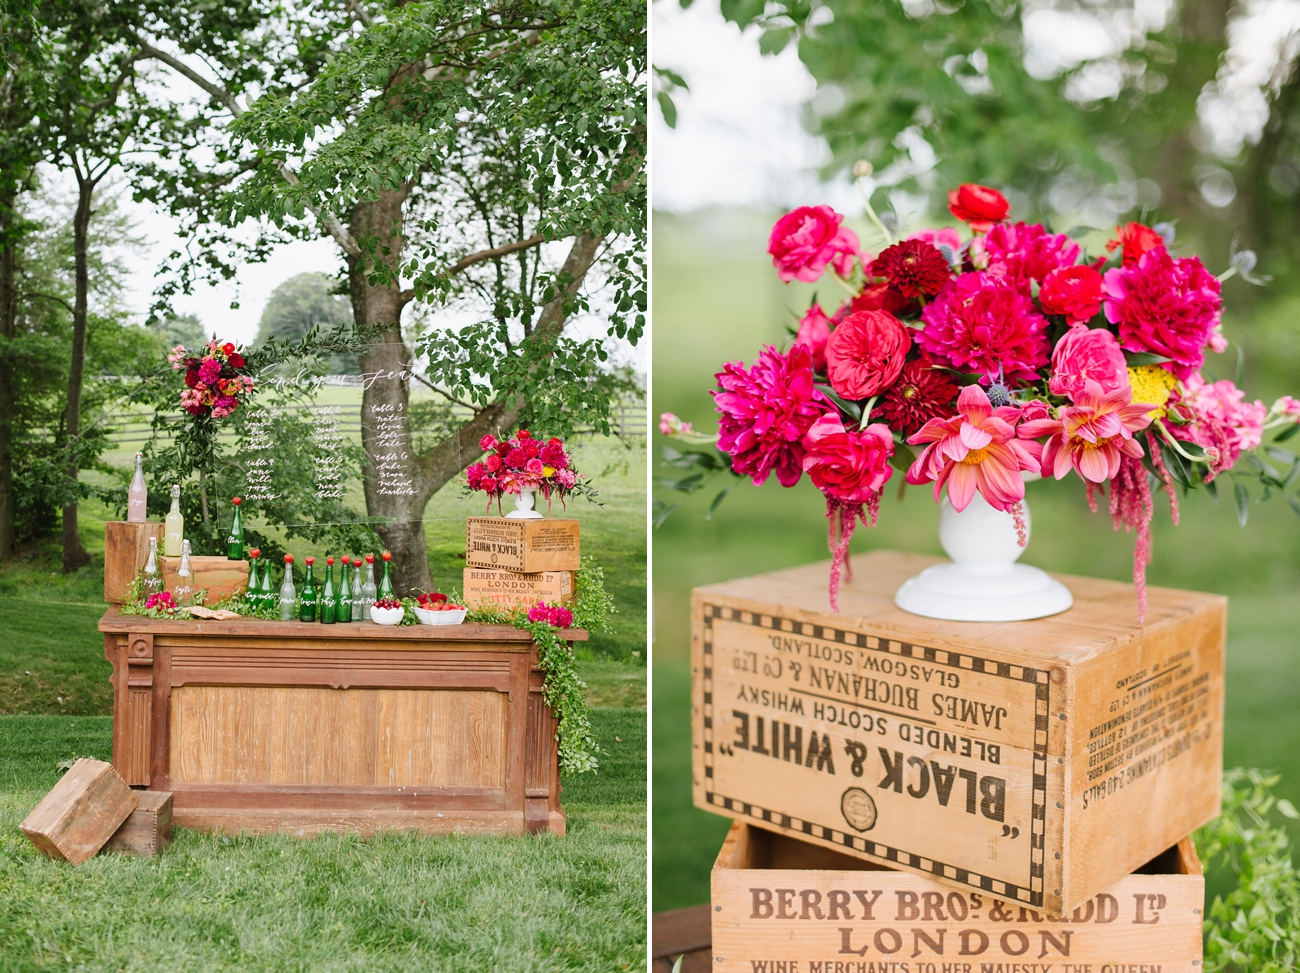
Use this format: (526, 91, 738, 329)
(99, 607, 580, 838)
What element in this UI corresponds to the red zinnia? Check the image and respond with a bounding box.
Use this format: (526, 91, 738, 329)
(869, 240, 950, 298)
(874, 357, 959, 435)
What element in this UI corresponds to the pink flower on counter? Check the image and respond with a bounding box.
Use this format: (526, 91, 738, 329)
(1170, 373, 1266, 477)
(981, 222, 1080, 285)
(1104, 247, 1222, 380)
(714, 345, 828, 488)
(768, 206, 860, 283)
(906, 384, 1041, 513)
(1023, 380, 1154, 483)
(800, 413, 894, 504)
(825, 310, 912, 401)
(528, 602, 574, 628)
(794, 303, 832, 372)
(1048, 325, 1130, 401)
(917, 272, 1050, 383)
(1039, 266, 1105, 325)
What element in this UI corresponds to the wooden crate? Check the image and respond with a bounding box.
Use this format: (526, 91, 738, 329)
(160, 556, 249, 606)
(463, 568, 575, 609)
(104, 522, 165, 603)
(465, 518, 580, 573)
(103, 790, 173, 857)
(712, 821, 1203, 969)
(19, 758, 138, 864)
(692, 550, 1225, 917)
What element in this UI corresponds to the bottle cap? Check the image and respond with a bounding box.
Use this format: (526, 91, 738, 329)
(284, 554, 293, 563)
(171, 485, 180, 498)
(305, 556, 315, 565)
(341, 556, 351, 565)
(365, 554, 375, 563)
(249, 547, 261, 559)
(382, 551, 392, 562)
(232, 497, 242, 506)
(326, 556, 335, 565)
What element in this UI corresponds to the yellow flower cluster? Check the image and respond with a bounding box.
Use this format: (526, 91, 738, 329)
(1127, 365, 1178, 419)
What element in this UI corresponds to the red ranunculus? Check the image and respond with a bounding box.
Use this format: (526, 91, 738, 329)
(1038, 265, 1104, 325)
(947, 184, 1011, 233)
(1107, 222, 1164, 267)
(222, 342, 235, 355)
(825, 310, 912, 401)
(227, 352, 245, 369)
(794, 303, 832, 373)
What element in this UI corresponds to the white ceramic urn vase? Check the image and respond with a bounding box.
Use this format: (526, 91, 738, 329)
(893, 490, 1073, 622)
(505, 486, 544, 520)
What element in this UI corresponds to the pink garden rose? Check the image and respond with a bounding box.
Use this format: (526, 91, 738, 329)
(825, 310, 911, 401)
(1170, 373, 1266, 477)
(794, 303, 832, 372)
(768, 206, 860, 283)
(801, 413, 894, 504)
(714, 345, 828, 488)
(979, 222, 1080, 285)
(906, 384, 1041, 513)
(1048, 325, 1130, 401)
(1103, 247, 1222, 380)
(917, 272, 1050, 383)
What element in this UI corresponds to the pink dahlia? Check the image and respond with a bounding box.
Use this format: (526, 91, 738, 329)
(794, 303, 832, 373)
(1103, 247, 1222, 380)
(1022, 380, 1155, 483)
(768, 206, 860, 283)
(917, 272, 1050, 383)
(714, 345, 828, 488)
(979, 222, 1080, 285)
(801, 413, 894, 504)
(906, 384, 1041, 514)
(1047, 324, 1130, 401)
(1169, 373, 1266, 478)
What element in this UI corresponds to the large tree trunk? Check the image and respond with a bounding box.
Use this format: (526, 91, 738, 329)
(349, 186, 432, 596)
(61, 174, 92, 572)
(0, 191, 16, 559)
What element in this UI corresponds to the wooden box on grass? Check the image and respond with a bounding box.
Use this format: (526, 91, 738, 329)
(463, 568, 575, 609)
(160, 556, 248, 606)
(104, 521, 165, 603)
(19, 758, 138, 864)
(692, 550, 1225, 917)
(712, 821, 1203, 970)
(102, 790, 172, 857)
(465, 517, 579, 573)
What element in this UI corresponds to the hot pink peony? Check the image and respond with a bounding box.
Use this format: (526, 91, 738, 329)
(1103, 247, 1222, 380)
(794, 303, 832, 372)
(1048, 324, 1130, 401)
(768, 206, 860, 283)
(825, 310, 911, 401)
(906, 384, 1041, 513)
(801, 413, 894, 504)
(917, 272, 1050, 383)
(1022, 380, 1155, 483)
(1039, 266, 1104, 325)
(979, 222, 1080, 285)
(1170, 373, 1266, 477)
(198, 358, 222, 385)
(714, 345, 828, 488)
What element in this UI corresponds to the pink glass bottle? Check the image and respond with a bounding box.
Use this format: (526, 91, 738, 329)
(127, 452, 147, 523)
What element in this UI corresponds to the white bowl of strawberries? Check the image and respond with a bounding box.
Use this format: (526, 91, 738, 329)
(413, 593, 467, 626)
(370, 599, 406, 626)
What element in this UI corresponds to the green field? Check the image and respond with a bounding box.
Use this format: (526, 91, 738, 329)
(0, 435, 647, 970)
(650, 209, 1300, 912)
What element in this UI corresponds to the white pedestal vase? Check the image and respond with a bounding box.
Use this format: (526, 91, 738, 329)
(505, 486, 544, 520)
(893, 489, 1073, 622)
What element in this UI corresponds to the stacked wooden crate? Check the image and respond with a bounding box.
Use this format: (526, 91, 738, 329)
(464, 517, 580, 609)
(692, 550, 1223, 968)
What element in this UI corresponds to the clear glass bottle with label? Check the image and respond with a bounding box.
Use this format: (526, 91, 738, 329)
(173, 539, 195, 607)
(279, 555, 296, 621)
(142, 536, 164, 599)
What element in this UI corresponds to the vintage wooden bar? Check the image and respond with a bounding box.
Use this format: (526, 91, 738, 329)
(100, 607, 579, 837)
(692, 550, 1225, 917)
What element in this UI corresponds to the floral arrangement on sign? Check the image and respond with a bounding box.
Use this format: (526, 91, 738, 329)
(466, 429, 584, 511)
(661, 184, 1300, 620)
(168, 339, 257, 418)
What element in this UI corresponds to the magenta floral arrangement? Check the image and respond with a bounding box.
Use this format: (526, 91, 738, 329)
(168, 339, 256, 419)
(466, 429, 583, 511)
(527, 602, 575, 629)
(665, 184, 1300, 620)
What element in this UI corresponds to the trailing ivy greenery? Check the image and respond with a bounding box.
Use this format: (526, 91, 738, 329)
(1197, 769, 1300, 970)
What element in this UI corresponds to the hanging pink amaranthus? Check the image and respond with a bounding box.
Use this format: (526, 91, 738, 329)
(1108, 454, 1155, 623)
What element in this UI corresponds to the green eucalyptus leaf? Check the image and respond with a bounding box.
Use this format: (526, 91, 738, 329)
(1234, 481, 1250, 527)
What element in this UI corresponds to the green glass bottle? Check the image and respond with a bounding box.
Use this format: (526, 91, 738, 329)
(226, 497, 244, 559)
(338, 557, 353, 623)
(377, 550, 394, 601)
(246, 548, 261, 606)
(258, 554, 276, 612)
(299, 556, 319, 622)
(320, 556, 337, 624)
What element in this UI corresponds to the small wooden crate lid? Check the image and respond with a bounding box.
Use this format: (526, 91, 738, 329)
(19, 758, 138, 864)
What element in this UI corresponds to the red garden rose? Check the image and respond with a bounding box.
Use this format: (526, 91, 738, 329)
(1038, 265, 1105, 324)
(768, 205, 861, 283)
(947, 184, 1010, 233)
(869, 239, 950, 298)
(825, 310, 912, 401)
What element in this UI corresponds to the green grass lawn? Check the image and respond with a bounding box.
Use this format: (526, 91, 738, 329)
(650, 209, 1300, 912)
(0, 433, 647, 969)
